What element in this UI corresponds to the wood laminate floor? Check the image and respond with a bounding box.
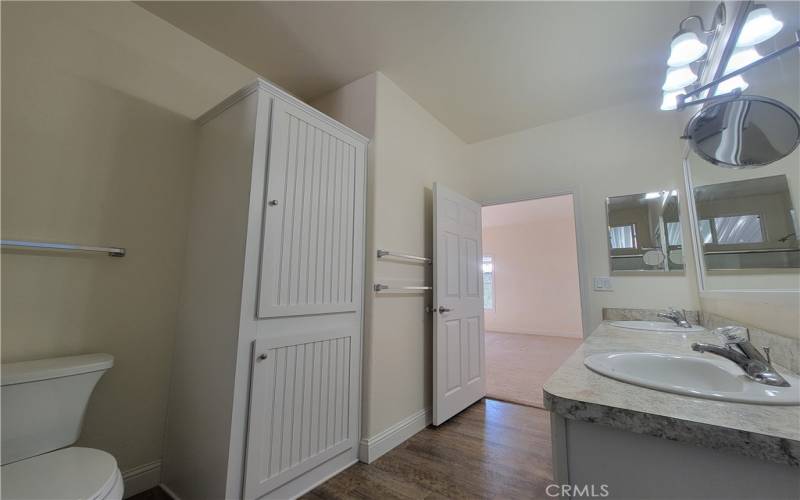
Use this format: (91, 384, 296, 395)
(127, 485, 173, 500)
(130, 399, 552, 500)
(302, 398, 553, 499)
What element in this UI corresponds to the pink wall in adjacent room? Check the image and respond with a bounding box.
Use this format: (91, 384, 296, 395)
(482, 194, 583, 338)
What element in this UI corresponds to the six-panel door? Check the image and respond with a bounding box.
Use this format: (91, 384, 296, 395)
(432, 183, 486, 426)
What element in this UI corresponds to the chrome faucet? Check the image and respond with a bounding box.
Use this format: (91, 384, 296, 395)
(657, 308, 692, 328)
(692, 326, 790, 387)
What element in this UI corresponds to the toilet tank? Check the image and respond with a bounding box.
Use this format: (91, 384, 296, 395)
(1, 354, 114, 465)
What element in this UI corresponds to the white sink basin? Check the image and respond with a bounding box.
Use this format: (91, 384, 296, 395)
(585, 352, 800, 405)
(608, 320, 706, 333)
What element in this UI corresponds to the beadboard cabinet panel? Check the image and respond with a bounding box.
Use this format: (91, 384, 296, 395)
(244, 330, 359, 500)
(258, 99, 365, 319)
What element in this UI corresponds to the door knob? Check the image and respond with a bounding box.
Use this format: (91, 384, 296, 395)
(437, 306, 452, 314)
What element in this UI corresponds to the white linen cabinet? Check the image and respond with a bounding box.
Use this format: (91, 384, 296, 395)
(161, 79, 367, 500)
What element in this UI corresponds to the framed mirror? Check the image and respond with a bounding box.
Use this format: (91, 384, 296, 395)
(606, 190, 684, 274)
(693, 175, 799, 271)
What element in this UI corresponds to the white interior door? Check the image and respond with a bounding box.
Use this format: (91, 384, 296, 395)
(433, 183, 486, 426)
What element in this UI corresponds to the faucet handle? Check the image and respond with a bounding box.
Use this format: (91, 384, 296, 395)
(713, 326, 748, 345)
(763, 346, 772, 365)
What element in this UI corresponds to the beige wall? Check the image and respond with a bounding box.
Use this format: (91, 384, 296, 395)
(367, 73, 476, 437)
(700, 292, 800, 341)
(483, 195, 583, 338)
(313, 72, 475, 439)
(464, 100, 701, 331)
(1, 1, 255, 475)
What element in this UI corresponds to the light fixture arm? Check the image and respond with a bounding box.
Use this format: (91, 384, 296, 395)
(677, 4, 726, 35)
(677, 30, 800, 110)
(679, 15, 714, 35)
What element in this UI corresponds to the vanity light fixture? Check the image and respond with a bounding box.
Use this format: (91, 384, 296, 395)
(714, 75, 749, 96)
(659, 3, 726, 110)
(664, 2, 798, 112)
(712, 47, 759, 96)
(668, 32, 708, 67)
(660, 89, 686, 111)
(736, 6, 784, 47)
(662, 66, 698, 91)
(726, 46, 762, 71)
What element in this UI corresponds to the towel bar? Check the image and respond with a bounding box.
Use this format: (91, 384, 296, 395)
(1, 239, 126, 257)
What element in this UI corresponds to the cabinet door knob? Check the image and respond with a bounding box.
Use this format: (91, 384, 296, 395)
(268, 200, 279, 206)
(257, 353, 268, 361)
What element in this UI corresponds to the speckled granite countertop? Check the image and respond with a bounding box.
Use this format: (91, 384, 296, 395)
(543, 323, 800, 466)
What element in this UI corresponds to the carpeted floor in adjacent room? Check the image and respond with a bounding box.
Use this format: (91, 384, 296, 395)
(485, 331, 582, 408)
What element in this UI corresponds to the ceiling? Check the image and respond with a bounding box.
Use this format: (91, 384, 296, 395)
(482, 194, 575, 228)
(141, 1, 691, 143)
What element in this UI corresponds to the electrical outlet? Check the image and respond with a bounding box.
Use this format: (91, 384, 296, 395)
(593, 276, 613, 291)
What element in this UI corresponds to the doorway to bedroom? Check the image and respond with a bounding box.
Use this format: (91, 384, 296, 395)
(482, 194, 584, 408)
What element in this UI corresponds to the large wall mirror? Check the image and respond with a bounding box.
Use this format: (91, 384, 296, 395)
(683, 1, 799, 291)
(606, 190, 684, 274)
(693, 175, 798, 271)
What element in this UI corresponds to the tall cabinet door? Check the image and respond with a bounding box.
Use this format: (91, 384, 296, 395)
(244, 330, 360, 500)
(258, 98, 365, 319)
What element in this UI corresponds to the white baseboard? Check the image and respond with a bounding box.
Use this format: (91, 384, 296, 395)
(122, 460, 162, 498)
(358, 407, 431, 463)
(159, 483, 181, 500)
(291, 458, 358, 499)
(486, 329, 583, 339)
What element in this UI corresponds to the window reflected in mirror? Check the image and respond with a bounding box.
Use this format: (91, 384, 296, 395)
(606, 190, 684, 274)
(693, 175, 799, 271)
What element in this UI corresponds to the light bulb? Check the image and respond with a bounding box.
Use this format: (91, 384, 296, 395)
(660, 89, 686, 111)
(726, 47, 761, 72)
(662, 66, 698, 91)
(736, 6, 783, 47)
(668, 32, 708, 67)
(714, 75, 749, 96)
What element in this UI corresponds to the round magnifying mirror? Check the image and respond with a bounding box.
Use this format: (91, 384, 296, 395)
(642, 249, 666, 267)
(685, 95, 800, 169)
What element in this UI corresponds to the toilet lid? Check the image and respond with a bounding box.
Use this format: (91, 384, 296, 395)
(1, 447, 119, 500)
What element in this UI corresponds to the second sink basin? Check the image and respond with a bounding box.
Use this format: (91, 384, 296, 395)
(584, 352, 800, 405)
(608, 320, 706, 333)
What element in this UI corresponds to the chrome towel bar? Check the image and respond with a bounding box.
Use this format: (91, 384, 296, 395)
(1, 239, 126, 257)
(377, 249, 431, 264)
(374, 284, 432, 292)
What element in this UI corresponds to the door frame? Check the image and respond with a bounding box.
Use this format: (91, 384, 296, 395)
(480, 190, 591, 339)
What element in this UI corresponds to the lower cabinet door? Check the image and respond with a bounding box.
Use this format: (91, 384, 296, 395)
(243, 330, 358, 499)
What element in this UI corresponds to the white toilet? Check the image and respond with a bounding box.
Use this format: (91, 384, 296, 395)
(1, 354, 123, 500)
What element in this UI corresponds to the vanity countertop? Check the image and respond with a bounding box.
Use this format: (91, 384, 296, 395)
(543, 323, 800, 467)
